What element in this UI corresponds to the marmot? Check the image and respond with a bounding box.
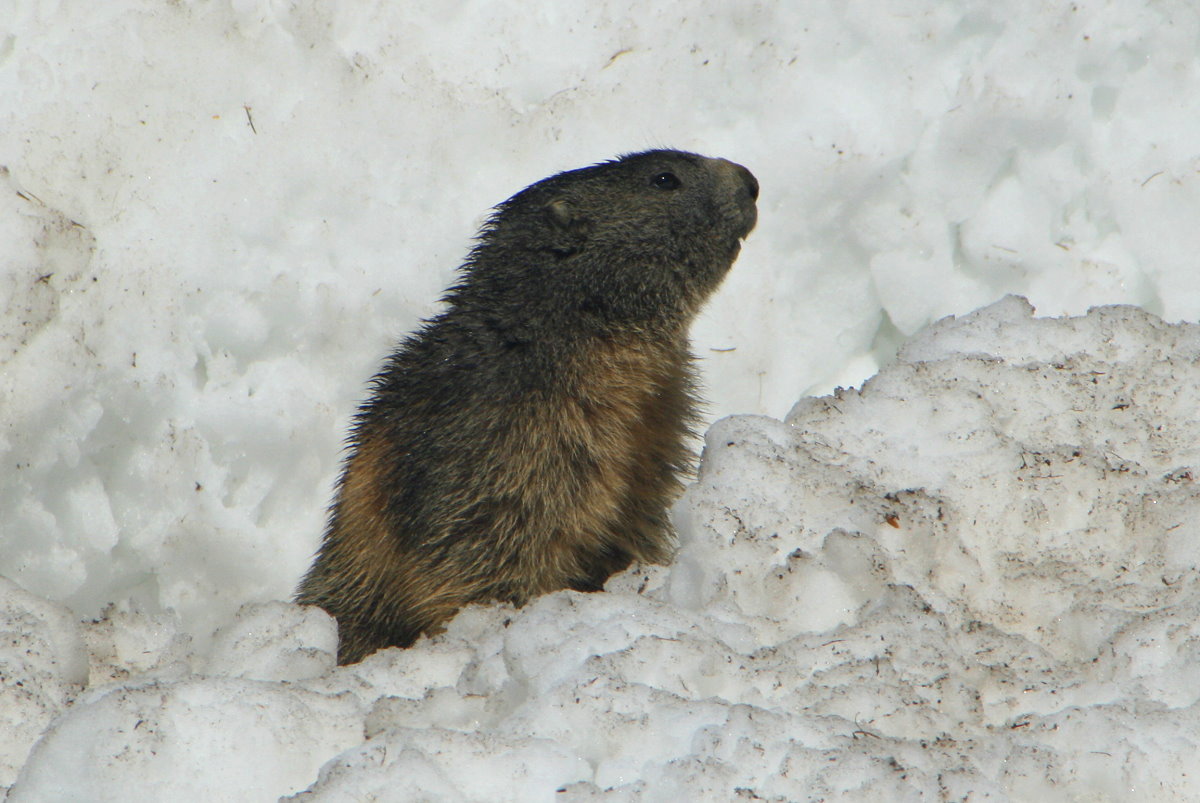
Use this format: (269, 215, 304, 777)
(297, 149, 758, 664)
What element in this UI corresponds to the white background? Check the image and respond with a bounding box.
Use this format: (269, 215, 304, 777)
(3, 2, 1199, 798)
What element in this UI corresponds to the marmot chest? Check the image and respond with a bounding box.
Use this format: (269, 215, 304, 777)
(500, 335, 688, 550)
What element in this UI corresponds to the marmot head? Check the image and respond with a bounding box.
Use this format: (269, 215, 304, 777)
(458, 150, 758, 330)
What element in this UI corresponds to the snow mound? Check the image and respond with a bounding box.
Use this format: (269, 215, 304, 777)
(7, 298, 1199, 799)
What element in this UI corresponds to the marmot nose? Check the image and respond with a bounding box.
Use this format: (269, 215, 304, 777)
(737, 164, 759, 201)
(715, 158, 758, 202)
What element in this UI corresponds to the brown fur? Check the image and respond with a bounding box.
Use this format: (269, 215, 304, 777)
(297, 150, 758, 664)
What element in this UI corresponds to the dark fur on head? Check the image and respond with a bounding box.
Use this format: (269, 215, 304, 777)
(297, 149, 757, 664)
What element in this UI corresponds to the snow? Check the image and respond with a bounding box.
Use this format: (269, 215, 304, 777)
(3, 1, 1200, 799)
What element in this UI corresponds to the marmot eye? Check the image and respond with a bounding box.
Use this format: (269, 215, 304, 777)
(651, 172, 681, 190)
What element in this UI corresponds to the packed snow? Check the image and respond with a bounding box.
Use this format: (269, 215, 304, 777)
(4, 1, 1200, 800)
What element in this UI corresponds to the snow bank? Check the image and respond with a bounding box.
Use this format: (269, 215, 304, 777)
(7, 299, 1199, 799)
(6, 0, 1200, 798)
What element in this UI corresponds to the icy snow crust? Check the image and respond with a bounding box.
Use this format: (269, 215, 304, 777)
(9, 299, 1200, 799)
(5, 0, 1200, 799)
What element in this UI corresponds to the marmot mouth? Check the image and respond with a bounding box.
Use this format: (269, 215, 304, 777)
(739, 208, 758, 240)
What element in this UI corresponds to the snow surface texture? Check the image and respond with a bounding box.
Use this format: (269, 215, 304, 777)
(4, 0, 1200, 799)
(8, 298, 1200, 800)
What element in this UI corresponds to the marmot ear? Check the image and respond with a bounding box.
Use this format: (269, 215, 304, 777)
(544, 198, 591, 256)
(545, 198, 576, 230)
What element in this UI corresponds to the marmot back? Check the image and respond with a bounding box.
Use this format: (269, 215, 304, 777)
(297, 149, 758, 664)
